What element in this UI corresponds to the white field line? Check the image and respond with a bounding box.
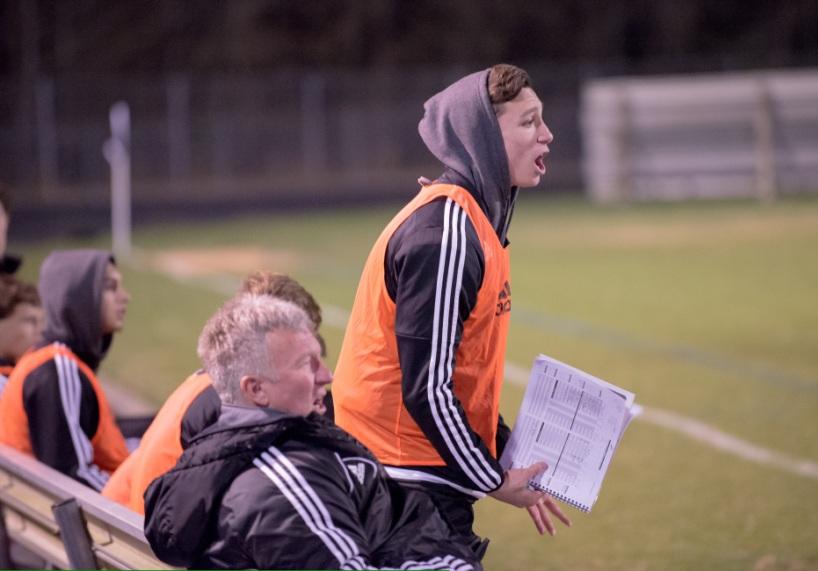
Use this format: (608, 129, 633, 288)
(133, 260, 818, 482)
(504, 362, 818, 481)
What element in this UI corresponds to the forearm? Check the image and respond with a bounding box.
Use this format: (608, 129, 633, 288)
(398, 334, 503, 492)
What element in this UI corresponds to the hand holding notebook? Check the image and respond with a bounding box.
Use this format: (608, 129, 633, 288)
(500, 354, 639, 513)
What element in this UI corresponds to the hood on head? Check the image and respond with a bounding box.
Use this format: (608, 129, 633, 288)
(38, 249, 115, 371)
(418, 68, 515, 241)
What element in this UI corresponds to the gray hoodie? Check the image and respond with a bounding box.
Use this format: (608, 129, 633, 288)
(370, 69, 517, 500)
(39, 249, 115, 371)
(418, 68, 518, 245)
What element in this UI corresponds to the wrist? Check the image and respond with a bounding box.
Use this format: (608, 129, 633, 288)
(488, 470, 508, 496)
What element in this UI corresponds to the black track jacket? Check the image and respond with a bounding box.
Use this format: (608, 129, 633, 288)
(144, 405, 481, 570)
(383, 68, 517, 494)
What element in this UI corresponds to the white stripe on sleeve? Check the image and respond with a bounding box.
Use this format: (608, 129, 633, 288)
(54, 349, 109, 490)
(254, 446, 369, 570)
(400, 554, 474, 570)
(425, 200, 502, 491)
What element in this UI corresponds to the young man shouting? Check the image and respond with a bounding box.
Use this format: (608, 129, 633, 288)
(333, 64, 570, 556)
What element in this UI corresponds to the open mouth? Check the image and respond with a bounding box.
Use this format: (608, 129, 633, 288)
(534, 154, 546, 175)
(312, 395, 327, 414)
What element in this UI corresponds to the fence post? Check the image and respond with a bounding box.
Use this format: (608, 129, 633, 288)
(582, 82, 630, 203)
(754, 78, 777, 203)
(103, 101, 132, 260)
(301, 72, 328, 175)
(167, 74, 191, 180)
(51, 499, 99, 570)
(617, 89, 632, 201)
(35, 76, 59, 200)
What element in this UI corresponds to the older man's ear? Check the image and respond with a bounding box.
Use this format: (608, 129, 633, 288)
(240, 375, 269, 408)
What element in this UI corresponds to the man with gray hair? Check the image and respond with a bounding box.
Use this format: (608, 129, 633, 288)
(199, 294, 323, 414)
(144, 294, 481, 570)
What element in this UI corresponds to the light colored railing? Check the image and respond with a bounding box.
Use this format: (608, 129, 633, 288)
(582, 69, 818, 202)
(0, 444, 174, 570)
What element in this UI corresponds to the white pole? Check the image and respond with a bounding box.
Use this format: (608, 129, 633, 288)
(754, 79, 777, 203)
(103, 101, 132, 260)
(582, 82, 629, 203)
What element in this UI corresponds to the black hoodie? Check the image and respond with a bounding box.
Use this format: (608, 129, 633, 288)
(144, 405, 481, 570)
(380, 69, 514, 497)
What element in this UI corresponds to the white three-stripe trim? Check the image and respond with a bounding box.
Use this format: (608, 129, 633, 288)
(54, 345, 109, 490)
(253, 446, 368, 570)
(426, 199, 502, 491)
(401, 554, 474, 570)
(254, 447, 474, 571)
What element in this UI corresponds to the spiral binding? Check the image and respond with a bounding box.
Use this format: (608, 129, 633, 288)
(530, 480, 591, 513)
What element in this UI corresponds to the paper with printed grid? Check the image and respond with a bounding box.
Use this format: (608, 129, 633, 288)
(500, 354, 638, 512)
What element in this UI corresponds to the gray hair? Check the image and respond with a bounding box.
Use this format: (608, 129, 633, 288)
(197, 294, 310, 404)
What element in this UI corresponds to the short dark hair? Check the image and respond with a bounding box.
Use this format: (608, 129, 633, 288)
(238, 271, 322, 330)
(0, 275, 40, 319)
(487, 64, 532, 106)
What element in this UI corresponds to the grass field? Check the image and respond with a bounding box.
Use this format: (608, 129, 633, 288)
(15, 193, 818, 570)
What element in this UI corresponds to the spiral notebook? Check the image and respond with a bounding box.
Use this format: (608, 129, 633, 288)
(500, 354, 639, 513)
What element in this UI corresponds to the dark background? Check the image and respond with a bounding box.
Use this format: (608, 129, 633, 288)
(2, 1, 817, 238)
(3, 1, 817, 73)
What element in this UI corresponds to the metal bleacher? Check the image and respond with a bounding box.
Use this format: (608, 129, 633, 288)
(581, 68, 818, 202)
(0, 444, 173, 570)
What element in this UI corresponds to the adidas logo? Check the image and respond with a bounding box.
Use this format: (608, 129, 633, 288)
(341, 457, 378, 486)
(495, 280, 512, 316)
(347, 463, 366, 485)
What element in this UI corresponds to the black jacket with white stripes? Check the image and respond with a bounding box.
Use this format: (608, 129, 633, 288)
(20, 347, 113, 489)
(385, 189, 513, 495)
(144, 405, 481, 571)
(10, 250, 127, 490)
(385, 66, 520, 496)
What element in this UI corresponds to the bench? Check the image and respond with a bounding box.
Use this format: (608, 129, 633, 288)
(0, 443, 173, 569)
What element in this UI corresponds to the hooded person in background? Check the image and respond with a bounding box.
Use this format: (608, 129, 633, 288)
(0, 250, 130, 489)
(144, 294, 480, 570)
(332, 64, 570, 557)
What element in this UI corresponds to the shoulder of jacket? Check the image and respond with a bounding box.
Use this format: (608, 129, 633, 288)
(410, 196, 480, 225)
(20, 357, 64, 394)
(393, 200, 482, 251)
(225, 444, 340, 507)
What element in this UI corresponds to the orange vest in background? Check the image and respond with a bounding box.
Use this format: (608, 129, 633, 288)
(0, 343, 128, 473)
(333, 184, 511, 466)
(103, 371, 213, 513)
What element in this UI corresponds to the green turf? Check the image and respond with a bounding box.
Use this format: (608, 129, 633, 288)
(14, 193, 818, 569)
